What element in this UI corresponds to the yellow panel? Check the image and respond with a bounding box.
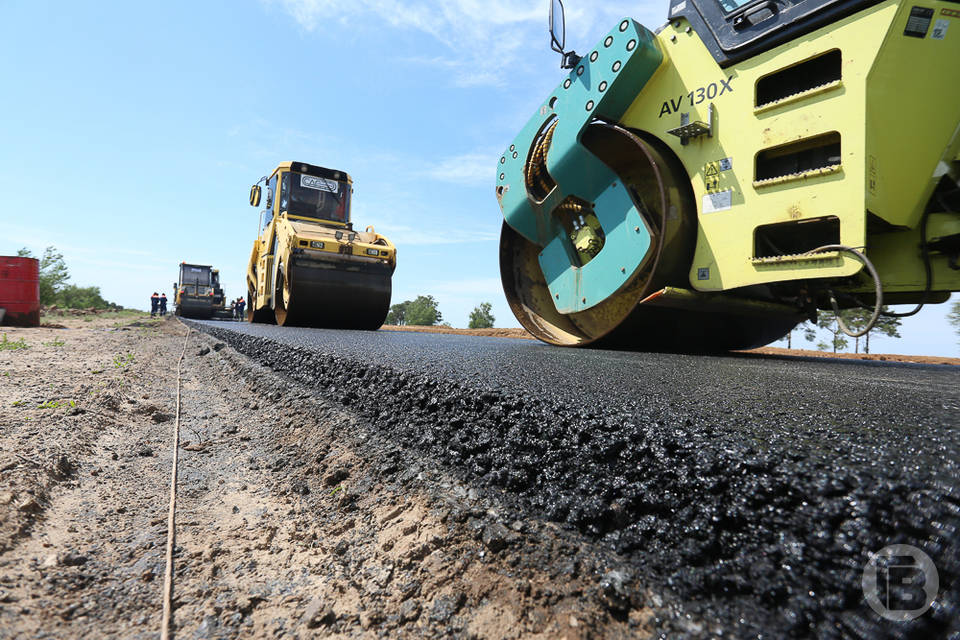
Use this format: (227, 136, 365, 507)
(620, 2, 903, 292)
(866, 1, 960, 227)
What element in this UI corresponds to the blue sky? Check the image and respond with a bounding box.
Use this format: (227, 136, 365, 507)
(1, 0, 957, 356)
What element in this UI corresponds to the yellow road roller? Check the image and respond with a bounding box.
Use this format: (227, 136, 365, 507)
(496, 0, 960, 350)
(246, 161, 396, 329)
(174, 262, 216, 319)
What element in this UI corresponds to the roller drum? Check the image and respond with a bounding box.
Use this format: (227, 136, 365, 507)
(275, 255, 392, 330)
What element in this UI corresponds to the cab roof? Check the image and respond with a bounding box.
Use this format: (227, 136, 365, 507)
(270, 161, 353, 184)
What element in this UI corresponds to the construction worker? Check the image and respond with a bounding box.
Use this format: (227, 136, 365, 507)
(159, 293, 168, 316)
(235, 296, 245, 321)
(150, 292, 159, 317)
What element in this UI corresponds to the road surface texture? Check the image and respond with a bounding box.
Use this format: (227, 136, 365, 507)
(188, 320, 960, 638)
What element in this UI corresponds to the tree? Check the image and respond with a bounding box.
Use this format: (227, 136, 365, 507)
(386, 301, 409, 326)
(14, 246, 115, 309)
(468, 302, 495, 329)
(18, 246, 69, 305)
(806, 307, 903, 354)
(56, 284, 112, 310)
(780, 320, 816, 349)
(948, 298, 960, 345)
(807, 310, 849, 353)
(405, 295, 442, 326)
(864, 309, 901, 354)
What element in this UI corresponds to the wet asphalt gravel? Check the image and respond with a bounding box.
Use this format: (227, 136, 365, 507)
(188, 320, 960, 639)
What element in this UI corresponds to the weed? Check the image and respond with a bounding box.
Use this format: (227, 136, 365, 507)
(113, 353, 135, 368)
(11, 400, 23, 407)
(0, 334, 29, 351)
(91, 368, 104, 374)
(37, 400, 61, 409)
(330, 485, 343, 497)
(42, 339, 65, 347)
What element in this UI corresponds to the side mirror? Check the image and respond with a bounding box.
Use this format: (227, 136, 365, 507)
(549, 0, 580, 69)
(549, 0, 565, 53)
(249, 185, 261, 207)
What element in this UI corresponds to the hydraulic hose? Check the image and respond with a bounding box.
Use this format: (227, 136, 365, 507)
(804, 244, 883, 338)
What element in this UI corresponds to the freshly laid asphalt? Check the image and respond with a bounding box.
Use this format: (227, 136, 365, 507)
(189, 320, 960, 638)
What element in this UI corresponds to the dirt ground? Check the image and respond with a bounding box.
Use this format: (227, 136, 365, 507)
(383, 324, 960, 365)
(0, 313, 647, 639)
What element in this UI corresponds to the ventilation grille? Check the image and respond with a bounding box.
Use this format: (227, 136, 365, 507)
(754, 216, 840, 261)
(755, 131, 841, 186)
(756, 50, 842, 110)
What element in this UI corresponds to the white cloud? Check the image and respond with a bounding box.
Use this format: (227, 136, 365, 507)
(264, 0, 658, 86)
(373, 224, 498, 246)
(422, 152, 495, 186)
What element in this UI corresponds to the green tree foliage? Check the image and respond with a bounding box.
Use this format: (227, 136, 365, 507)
(386, 301, 409, 325)
(468, 302, 495, 329)
(404, 295, 442, 326)
(806, 307, 902, 353)
(56, 285, 112, 309)
(807, 311, 849, 353)
(15, 246, 115, 309)
(948, 298, 960, 345)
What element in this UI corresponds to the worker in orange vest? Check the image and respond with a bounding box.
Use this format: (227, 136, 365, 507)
(150, 292, 159, 317)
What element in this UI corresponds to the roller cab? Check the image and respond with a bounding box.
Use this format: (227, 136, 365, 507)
(246, 161, 396, 329)
(174, 263, 216, 319)
(495, 0, 960, 351)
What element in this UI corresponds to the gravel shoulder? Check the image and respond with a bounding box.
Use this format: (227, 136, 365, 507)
(0, 314, 649, 639)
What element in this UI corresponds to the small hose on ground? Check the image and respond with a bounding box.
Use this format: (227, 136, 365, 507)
(804, 244, 882, 338)
(161, 327, 191, 640)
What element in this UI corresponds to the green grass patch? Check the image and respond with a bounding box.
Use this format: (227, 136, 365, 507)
(42, 339, 66, 347)
(36, 399, 77, 410)
(0, 334, 29, 351)
(113, 353, 135, 368)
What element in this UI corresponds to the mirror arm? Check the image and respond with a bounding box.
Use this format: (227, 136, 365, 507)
(560, 50, 581, 69)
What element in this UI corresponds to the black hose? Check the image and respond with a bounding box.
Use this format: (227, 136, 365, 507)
(804, 244, 883, 338)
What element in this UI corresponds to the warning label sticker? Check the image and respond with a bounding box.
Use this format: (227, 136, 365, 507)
(904, 6, 934, 37)
(702, 189, 732, 213)
(703, 157, 732, 193)
(931, 18, 949, 39)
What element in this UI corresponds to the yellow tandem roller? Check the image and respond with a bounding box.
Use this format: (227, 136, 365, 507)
(246, 161, 397, 330)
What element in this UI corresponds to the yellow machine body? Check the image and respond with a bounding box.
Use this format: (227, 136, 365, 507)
(624, 0, 960, 296)
(246, 161, 396, 329)
(495, 0, 960, 350)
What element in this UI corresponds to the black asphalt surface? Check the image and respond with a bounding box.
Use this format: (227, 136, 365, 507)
(189, 320, 960, 638)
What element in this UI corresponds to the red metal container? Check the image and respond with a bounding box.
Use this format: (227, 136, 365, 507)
(0, 256, 41, 327)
